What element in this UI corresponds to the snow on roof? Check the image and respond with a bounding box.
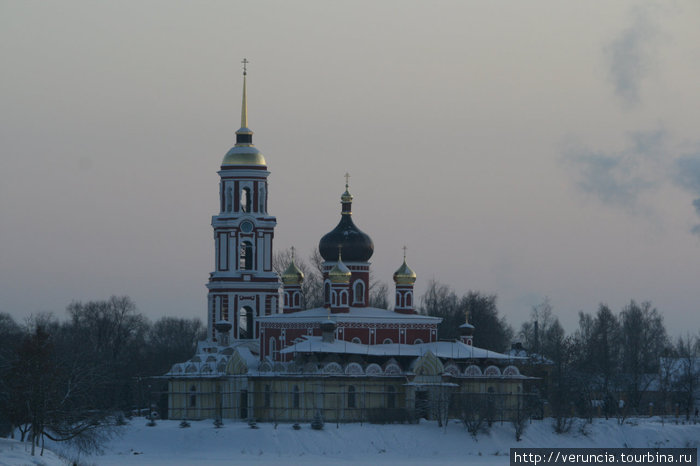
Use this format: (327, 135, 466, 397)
(280, 335, 519, 360)
(258, 306, 441, 325)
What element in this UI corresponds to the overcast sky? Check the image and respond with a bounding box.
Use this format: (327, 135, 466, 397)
(2, 1, 699, 336)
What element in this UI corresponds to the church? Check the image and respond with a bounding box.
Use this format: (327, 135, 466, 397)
(166, 65, 530, 423)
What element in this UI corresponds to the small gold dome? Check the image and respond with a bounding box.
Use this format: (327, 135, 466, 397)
(329, 260, 351, 284)
(393, 259, 416, 285)
(281, 259, 304, 285)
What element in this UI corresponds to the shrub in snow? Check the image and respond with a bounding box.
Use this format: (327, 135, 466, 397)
(146, 419, 157, 427)
(311, 411, 324, 430)
(293, 423, 301, 430)
(214, 419, 223, 428)
(180, 420, 191, 428)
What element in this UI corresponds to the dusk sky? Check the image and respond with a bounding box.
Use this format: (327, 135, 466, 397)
(2, 1, 699, 336)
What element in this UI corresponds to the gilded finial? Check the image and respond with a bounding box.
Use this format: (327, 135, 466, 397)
(402, 245, 407, 260)
(290, 245, 296, 260)
(344, 172, 350, 190)
(242, 58, 249, 76)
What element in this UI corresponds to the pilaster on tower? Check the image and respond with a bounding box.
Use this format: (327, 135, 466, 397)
(207, 60, 279, 344)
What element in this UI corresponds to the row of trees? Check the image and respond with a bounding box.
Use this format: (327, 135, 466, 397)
(0, 296, 204, 454)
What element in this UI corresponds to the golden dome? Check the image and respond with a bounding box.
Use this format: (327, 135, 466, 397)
(281, 259, 304, 285)
(393, 258, 416, 285)
(222, 138, 267, 167)
(329, 252, 352, 284)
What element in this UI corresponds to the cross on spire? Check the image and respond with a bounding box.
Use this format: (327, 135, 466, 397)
(344, 172, 350, 189)
(290, 245, 296, 260)
(402, 245, 408, 260)
(242, 58, 249, 76)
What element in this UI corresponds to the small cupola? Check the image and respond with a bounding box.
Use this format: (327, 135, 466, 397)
(328, 250, 352, 284)
(282, 247, 305, 314)
(459, 311, 475, 346)
(281, 252, 305, 286)
(329, 248, 351, 313)
(394, 247, 417, 314)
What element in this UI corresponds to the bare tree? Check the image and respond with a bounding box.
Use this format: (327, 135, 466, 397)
(8, 316, 113, 456)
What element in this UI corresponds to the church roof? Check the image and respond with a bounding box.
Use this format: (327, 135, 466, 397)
(257, 306, 441, 325)
(279, 335, 519, 361)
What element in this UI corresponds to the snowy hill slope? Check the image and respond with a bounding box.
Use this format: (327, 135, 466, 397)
(3, 418, 698, 466)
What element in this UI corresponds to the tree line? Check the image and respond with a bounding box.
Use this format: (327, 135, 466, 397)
(1, 250, 698, 449)
(417, 280, 699, 427)
(0, 296, 204, 453)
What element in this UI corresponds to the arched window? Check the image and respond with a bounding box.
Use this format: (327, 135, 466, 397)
(324, 281, 331, 306)
(331, 290, 337, 307)
(395, 291, 401, 307)
(284, 291, 290, 307)
(239, 306, 253, 339)
(414, 339, 424, 344)
(240, 187, 251, 212)
(383, 338, 393, 345)
(353, 280, 365, 305)
(340, 290, 348, 306)
(240, 241, 253, 270)
(293, 292, 300, 307)
(269, 337, 277, 361)
(189, 385, 197, 408)
(386, 386, 396, 409)
(347, 385, 356, 408)
(405, 292, 412, 307)
(351, 337, 362, 344)
(293, 385, 300, 409)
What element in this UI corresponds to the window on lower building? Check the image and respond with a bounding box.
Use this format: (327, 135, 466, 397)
(293, 385, 300, 409)
(189, 385, 197, 408)
(386, 386, 396, 409)
(383, 338, 393, 344)
(347, 385, 356, 408)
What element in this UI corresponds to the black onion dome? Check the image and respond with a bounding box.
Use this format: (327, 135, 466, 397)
(319, 187, 374, 262)
(319, 215, 374, 262)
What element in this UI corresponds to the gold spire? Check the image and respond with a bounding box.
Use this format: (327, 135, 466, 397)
(393, 246, 416, 285)
(240, 58, 248, 129)
(222, 58, 266, 166)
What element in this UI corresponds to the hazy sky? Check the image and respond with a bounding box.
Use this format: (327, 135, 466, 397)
(2, 1, 699, 336)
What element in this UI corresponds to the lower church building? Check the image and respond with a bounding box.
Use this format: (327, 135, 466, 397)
(166, 67, 531, 423)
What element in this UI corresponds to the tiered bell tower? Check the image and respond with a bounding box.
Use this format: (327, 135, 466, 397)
(207, 60, 279, 343)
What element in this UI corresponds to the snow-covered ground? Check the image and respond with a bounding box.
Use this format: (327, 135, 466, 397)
(2, 417, 698, 466)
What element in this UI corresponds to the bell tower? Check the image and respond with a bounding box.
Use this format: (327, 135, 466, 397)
(207, 60, 279, 343)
